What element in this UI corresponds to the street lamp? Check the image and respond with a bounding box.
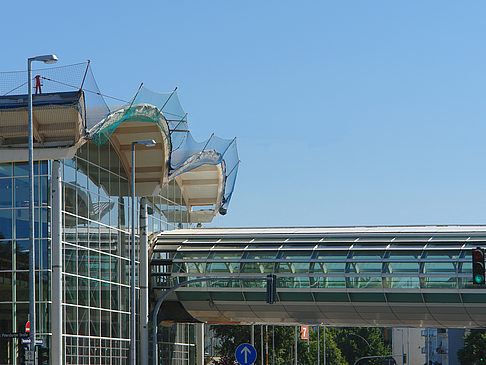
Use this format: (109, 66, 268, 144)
(27, 54, 58, 360)
(131, 139, 156, 365)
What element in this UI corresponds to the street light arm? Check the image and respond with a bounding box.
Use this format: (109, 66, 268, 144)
(349, 332, 372, 351)
(353, 354, 402, 365)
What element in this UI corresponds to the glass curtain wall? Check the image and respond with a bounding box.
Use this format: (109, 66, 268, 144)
(0, 161, 50, 365)
(62, 140, 192, 364)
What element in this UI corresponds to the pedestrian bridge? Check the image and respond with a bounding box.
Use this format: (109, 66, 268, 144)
(150, 226, 486, 329)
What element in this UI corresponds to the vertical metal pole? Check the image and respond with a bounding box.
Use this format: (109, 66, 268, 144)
(294, 326, 298, 365)
(317, 326, 320, 365)
(27, 58, 37, 362)
(425, 328, 428, 365)
(131, 143, 136, 365)
(51, 160, 62, 364)
(251, 325, 254, 347)
(265, 325, 268, 365)
(323, 327, 326, 365)
(272, 326, 275, 365)
(196, 323, 204, 365)
(140, 198, 149, 365)
(260, 325, 264, 365)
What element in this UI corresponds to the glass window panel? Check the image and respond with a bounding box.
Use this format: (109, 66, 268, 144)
(121, 286, 129, 312)
(347, 276, 382, 288)
(89, 251, 100, 279)
(387, 262, 419, 273)
(350, 250, 384, 259)
(0, 272, 12, 301)
(421, 277, 457, 289)
(184, 262, 205, 273)
(383, 277, 420, 289)
(13, 162, 28, 177)
(348, 262, 382, 273)
(311, 262, 345, 273)
(37, 271, 50, 301)
(111, 312, 120, 338)
(0, 240, 12, 270)
(90, 309, 100, 337)
(423, 262, 456, 273)
(312, 276, 346, 288)
(174, 252, 208, 260)
(459, 262, 471, 274)
(16, 240, 29, 270)
(279, 252, 312, 259)
(78, 307, 89, 335)
(90, 280, 100, 307)
(65, 305, 77, 335)
(15, 303, 28, 333)
(388, 250, 423, 259)
(65, 246, 77, 274)
(15, 208, 28, 239)
(111, 285, 119, 310)
(425, 250, 460, 259)
(0, 179, 12, 208)
(78, 249, 88, 276)
(279, 276, 310, 288)
(316, 251, 349, 260)
(240, 262, 274, 273)
(100, 254, 110, 281)
(245, 252, 277, 260)
(101, 310, 110, 337)
(14, 178, 28, 207)
(0, 210, 12, 240)
(101, 282, 110, 309)
(277, 262, 309, 273)
(78, 277, 89, 306)
(65, 275, 77, 304)
(0, 163, 12, 178)
(36, 239, 50, 270)
(208, 252, 242, 260)
(15, 271, 29, 301)
(206, 262, 239, 273)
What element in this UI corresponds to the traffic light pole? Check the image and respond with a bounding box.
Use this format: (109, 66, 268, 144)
(151, 276, 274, 365)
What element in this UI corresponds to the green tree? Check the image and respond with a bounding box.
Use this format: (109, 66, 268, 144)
(458, 329, 486, 365)
(332, 327, 391, 365)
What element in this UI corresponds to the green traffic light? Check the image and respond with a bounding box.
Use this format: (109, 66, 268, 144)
(474, 274, 484, 284)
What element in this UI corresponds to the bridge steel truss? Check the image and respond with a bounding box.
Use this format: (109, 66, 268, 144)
(150, 226, 486, 328)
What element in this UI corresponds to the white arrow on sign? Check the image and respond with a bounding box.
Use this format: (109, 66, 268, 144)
(241, 346, 251, 363)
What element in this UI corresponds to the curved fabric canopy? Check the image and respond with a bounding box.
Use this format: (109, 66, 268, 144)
(90, 104, 171, 196)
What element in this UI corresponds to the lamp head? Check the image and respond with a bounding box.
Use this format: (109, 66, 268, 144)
(135, 139, 156, 147)
(30, 54, 58, 64)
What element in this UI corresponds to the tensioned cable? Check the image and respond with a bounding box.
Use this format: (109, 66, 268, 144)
(40, 76, 129, 103)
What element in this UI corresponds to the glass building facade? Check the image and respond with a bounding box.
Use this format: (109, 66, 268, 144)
(0, 139, 192, 364)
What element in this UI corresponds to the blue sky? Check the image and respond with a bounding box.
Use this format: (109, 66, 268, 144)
(3, 1, 486, 227)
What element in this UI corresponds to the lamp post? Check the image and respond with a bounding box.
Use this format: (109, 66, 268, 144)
(131, 140, 156, 365)
(27, 54, 58, 361)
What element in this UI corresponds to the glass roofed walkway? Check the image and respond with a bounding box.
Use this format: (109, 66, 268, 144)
(150, 226, 486, 329)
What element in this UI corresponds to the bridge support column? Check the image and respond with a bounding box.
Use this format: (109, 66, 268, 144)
(140, 198, 149, 365)
(196, 323, 205, 365)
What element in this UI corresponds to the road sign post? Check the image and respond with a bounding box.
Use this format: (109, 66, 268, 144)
(235, 343, 257, 365)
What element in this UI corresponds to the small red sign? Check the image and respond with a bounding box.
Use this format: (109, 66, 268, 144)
(25, 321, 30, 333)
(300, 326, 309, 340)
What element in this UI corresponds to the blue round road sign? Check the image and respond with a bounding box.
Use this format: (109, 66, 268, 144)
(235, 343, 257, 365)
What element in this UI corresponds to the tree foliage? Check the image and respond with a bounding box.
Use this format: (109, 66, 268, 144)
(210, 325, 390, 365)
(457, 329, 486, 365)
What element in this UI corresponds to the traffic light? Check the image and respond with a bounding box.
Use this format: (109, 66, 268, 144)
(17, 343, 28, 365)
(37, 345, 49, 365)
(472, 247, 485, 285)
(266, 274, 277, 304)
